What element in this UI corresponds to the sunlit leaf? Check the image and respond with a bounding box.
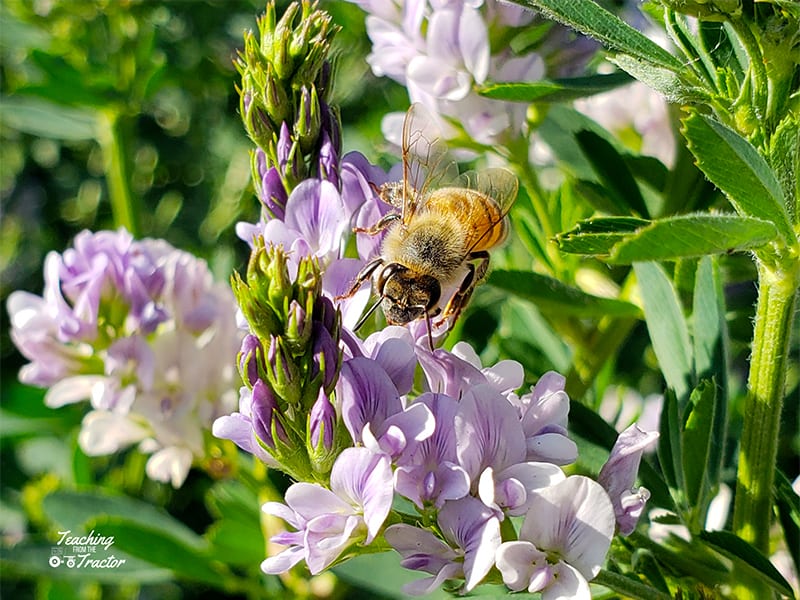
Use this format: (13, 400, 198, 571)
(682, 111, 794, 244)
(1, 95, 97, 140)
(479, 71, 632, 102)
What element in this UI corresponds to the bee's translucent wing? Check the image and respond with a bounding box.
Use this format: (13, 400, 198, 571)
(456, 168, 519, 216)
(456, 167, 520, 254)
(401, 103, 459, 223)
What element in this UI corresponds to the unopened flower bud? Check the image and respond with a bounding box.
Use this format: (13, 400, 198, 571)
(296, 86, 322, 155)
(239, 334, 263, 387)
(231, 271, 281, 340)
(294, 255, 322, 300)
(258, 245, 293, 318)
(308, 388, 335, 453)
(266, 336, 301, 405)
(285, 299, 311, 354)
(265, 66, 291, 127)
(251, 379, 286, 449)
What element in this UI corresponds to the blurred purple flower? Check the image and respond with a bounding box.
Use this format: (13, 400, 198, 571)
(598, 423, 659, 535)
(7, 229, 241, 488)
(262, 447, 393, 574)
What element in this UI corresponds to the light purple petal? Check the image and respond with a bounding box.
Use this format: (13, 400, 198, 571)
(520, 476, 614, 580)
(495, 540, 550, 592)
(458, 5, 489, 82)
(456, 384, 527, 482)
(542, 562, 591, 600)
(365, 326, 418, 396)
(337, 357, 402, 443)
(437, 496, 501, 591)
(285, 482, 353, 520)
(284, 179, 348, 260)
(261, 546, 304, 574)
(330, 447, 393, 542)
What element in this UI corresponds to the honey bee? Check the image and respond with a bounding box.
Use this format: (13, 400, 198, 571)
(339, 103, 518, 346)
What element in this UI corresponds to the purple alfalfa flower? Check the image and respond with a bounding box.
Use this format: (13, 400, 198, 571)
(363, 325, 417, 396)
(478, 461, 566, 520)
(309, 387, 337, 452)
(239, 334, 263, 387)
(415, 339, 522, 399)
(336, 356, 434, 460)
(255, 148, 289, 219)
(393, 393, 471, 509)
(310, 321, 339, 392)
(509, 371, 579, 465)
(385, 495, 502, 595)
(455, 383, 527, 485)
(495, 476, 616, 598)
(212, 383, 282, 469)
(261, 447, 393, 575)
(598, 423, 659, 536)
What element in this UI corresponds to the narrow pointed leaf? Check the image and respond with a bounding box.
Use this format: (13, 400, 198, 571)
(479, 71, 632, 102)
(511, 0, 684, 71)
(700, 531, 794, 597)
(634, 262, 693, 402)
(576, 129, 649, 217)
(682, 112, 794, 244)
(681, 380, 719, 527)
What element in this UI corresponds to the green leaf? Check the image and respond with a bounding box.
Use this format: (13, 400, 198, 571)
(556, 216, 649, 254)
(204, 480, 265, 566)
(93, 518, 228, 588)
(633, 262, 693, 402)
(479, 71, 632, 103)
(488, 270, 641, 318)
(775, 469, 800, 571)
(692, 255, 729, 397)
(609, 214, 778, 263)
(610, 54, 699, 104)
(657, 389, 683, 492)
(1, 95, 97, 140)
(682, 111, 794, 244)
(681, 380, 721, 528)
(511, 0, 685, 72)
(699, 530, 795, 597)
(576, 129, 650, 217)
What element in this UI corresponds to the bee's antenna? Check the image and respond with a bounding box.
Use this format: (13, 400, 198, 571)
(354, 295, 384, 331)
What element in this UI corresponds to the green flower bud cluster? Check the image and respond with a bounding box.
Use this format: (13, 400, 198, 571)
(232, 240, 349, 480)
(237, 0, 339, 191)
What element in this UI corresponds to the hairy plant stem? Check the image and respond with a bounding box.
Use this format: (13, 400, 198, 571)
(731, 256, 798, 598)
(100, 109, 139, 236)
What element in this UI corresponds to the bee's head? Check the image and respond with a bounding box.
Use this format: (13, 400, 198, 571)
(377, 263, 440, 325)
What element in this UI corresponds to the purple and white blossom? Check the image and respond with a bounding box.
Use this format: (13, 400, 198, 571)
(7, 229, 241, 487)
(385, 495, 501, 595)
(495, 476, 615, 598)
(262, 447, 393, 574)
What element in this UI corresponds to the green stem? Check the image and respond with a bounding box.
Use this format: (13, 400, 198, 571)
(99, 109, 139, 236)
(593, 569, 671, 600)
(732, 259, 798, 554)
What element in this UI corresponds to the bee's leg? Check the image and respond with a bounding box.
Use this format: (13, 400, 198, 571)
(335, 256, 384, 301)
(435, 251, 490, 326)
(353, 212, 401, 235)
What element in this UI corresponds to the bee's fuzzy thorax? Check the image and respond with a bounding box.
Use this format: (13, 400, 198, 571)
(381, 213, 466, 282)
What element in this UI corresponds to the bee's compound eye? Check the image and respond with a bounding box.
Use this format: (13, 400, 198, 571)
(377, 263, 406, 292)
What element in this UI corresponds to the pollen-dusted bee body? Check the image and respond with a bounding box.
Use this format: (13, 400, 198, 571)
(338, 104, 518, 345)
